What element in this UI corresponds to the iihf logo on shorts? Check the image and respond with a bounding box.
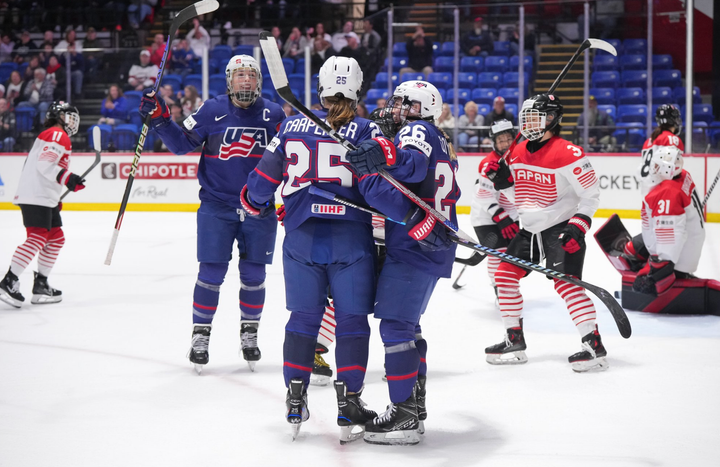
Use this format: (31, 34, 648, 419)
(219, 127, 268, 160)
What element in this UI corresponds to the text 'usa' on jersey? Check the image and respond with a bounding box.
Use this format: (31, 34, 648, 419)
(247, 110, 382, 232)
(170, 95, 285, 209)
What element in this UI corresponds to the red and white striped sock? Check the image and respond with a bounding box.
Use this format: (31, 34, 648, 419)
(37, 227, 65, 277)
(487, 247, 507, 287)
(317, 298, 336, 350)
(10, 227, 49, 277)
(554, 278, 597, 336)
(494, 262, 525, 328)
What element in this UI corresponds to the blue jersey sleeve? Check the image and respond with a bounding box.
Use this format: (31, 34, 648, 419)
(247, 133, 286, 204)
(153, 113, 205, 155)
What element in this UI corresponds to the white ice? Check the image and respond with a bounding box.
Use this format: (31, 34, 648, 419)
(1, 211, 719, 467)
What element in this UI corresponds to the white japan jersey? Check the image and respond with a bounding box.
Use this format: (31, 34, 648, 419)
(13, 127, 72, 207)
(641, 170, 704, 273)
(501, 136, 599, 234)
(470, 151, 518, 227)
(638, 131, 684, 196)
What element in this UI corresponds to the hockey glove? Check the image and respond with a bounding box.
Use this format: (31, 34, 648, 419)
(484, 159, 514, 190)
(404, 206, 452, 252)
(633, 256, 676, 295)
(276, 204, 286, 226)
(138, 88, 170, 125)
(558, 214, 591, 254)
(239, 185, 274, 218)
(347, 137, 396, 176)
(56, 169, 85, 192)
(492, 208, 519, 240)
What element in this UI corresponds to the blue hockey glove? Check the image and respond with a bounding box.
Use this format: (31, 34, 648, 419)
(240, 185, 274, 218)
(404, 207, 452, 252)
(138, 88, 169, 125)
(347, 137, 397, 176)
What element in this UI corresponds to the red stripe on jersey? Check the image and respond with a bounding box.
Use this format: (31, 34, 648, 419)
(254, 168, 282, 185)
(577, 170, 597, 189)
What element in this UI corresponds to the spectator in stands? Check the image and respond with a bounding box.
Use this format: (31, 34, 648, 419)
(128, 0, 158, 29)
(154, 104, 185, 152)
(312, 23, 332, 49)
(0, 32, 15, 62)
(310, 103, 322, 111)
(577, 95, 616, 151)
(150, 33, 168, 68)
(310, 37, 335, 75)
(271, 26, 284, 51)
(356, 101, 369, 118)
(187, 18, 210, 58)
(159, 83, 179, 108)
(461, 17, 494, 58)
(40, 42, 58, 68)
(54, 29, 82, 55)
(13, 31, 38, 64)
(98, 84, 128, 126)
(400, 26, 434, 77)
(0, 98, 15, 151)
(105, 1, 128, 30)
(282, 27, 309, 60)
(127, 49, 159, 91)
(65, 44, 84, 98)
(23, 55, 41, 82)
(331, 21, 354, 52)
(43, 31, 56, 47)
(484, 96, 514, 126)
(6, 70, 23, 107)
(180, 84, 202, 117)
(437, 102, 456, 138)
(170, 38, 196, 77)
(509, 23, 535, 56)
(0, 84, 4, 100)
(82, 27, 103, 81)
(376, 97, 386, 109)
(338, 32, 368, 72)
(17, 67, 55, 124)
(45, 55, 63, 97)
(361, 19, 382, 51)
(457, 101, 484, 150)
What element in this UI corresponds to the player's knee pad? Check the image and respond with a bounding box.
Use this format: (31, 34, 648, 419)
(47, 226, 65, 244)
(239, 260, 266, 287)
(26, 226, 50, 243)
(379, 319, 416, 346)
(335, 313, 370, 338)
(286, 309, 323, 337)
(198, 262, 228, 285)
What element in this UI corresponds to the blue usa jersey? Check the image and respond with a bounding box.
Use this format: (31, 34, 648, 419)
(153, 95, 285, 209)
(359, 120, 460, 278)
(247, 110, 382, 232)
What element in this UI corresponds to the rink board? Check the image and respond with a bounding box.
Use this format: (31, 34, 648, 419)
(0, 152, 718, 221)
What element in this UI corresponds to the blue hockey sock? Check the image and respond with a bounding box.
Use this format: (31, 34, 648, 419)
(283, 309, 323, 387)
(335, 313, 370, 393)
(416, 335, 427, 377)
(380, 319, 420, 403)
(192, 263, 228, 324)
(239, 261, 266, 321)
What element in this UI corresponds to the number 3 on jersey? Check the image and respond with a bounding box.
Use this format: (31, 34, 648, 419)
(282, 140, 353, 196)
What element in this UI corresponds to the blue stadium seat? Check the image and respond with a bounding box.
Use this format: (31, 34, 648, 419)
(460, 56, 484, 72)
(210, 74, 226, 95)
(591, 71, 620, 89)
(401, 72, 425, 82)
(618, 104, 648, 123)
(693, 104, 714, 124)
(505, 103, 518, 118)
(692, 121, 709, 147)
(436, 88, 446, 101)
(127, 109, 143, 128)
(502, 72, 529, 89)
(234, 45, 254, 56)
(393, 42, 408, 57)
(427, 72, 453, 90)
(288, 74, 306, 92)
(477, 72, 503, 89)
(477, 103, 491, 116)
(111, 124, 140, 151)
(0, 62, 17, 83)
(509, 55, 533, 73)
(15, 107, 36, 133)
(498, 87, 520, 105)
(620, 54, 647, 71)
(590, 88, 615, 105)
(261, 89, 275, 102)
(434, 56, 454, 72)
(381, 57, 406, 72)
(616, 87, 645, 105)
(622, 70, 649, 88)
(493, 41, 511, 56)
(183, 74, 202, 91)
(260, 60, 270, 76)
(471, 88, 496, 106)
(161, 74, 183, 94)
(623, 38, 647, 55)
(210, 45, 233, 63)
(597, 105, 617, 121)
(446, 88, 471, 105)
(614, 122, 645, 149)
(652, 54, 673, 70)
(294, 58, 306, 74)
(373, 72, 399, 89)
(654, 69, 682, 88)
(440, 42, 455, 56)
(651, 87, 673, 105)
(599, 38, 622, 55)
(457, 72, 477, 88)
(433, 42, 440, 54)
(281, 58, 295, 75)
(448, 103, 465, 117)
(593, 55, 618, 71)
(123, 91, 143, 111)
(87, 124, 112, 151)
(673, 86, 702, 105)
(485, 56, 508, 72)
(366, 88, 389, 102)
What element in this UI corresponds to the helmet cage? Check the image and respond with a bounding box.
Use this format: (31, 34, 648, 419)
(46, 101, 80, 137)
(226, 55, 262, 107)
(489, 119, 515, 152)
(520, 108, 548, 141)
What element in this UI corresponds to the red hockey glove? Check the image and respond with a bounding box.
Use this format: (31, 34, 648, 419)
(558, 214, 591, 254)
(276, 204, 286, 226)
(491, 208, 519, 240)
(633, 256, 675, 296)
(347, 137, 396, 176)
(239, 185, 274, 218)
(139, 88, 169, 122)
(56, 169, 85, 192)
(484, 159, 514, 190)
(404, 207, 452, 252)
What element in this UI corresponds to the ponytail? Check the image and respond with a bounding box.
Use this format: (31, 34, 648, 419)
(325, 97, 356, 131)
(650, 125, 674, 143)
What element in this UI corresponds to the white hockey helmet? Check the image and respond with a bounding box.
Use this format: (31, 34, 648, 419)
(650, 145, 684, 182)
(386, 80, 443, 124)
(317, 56, 363, 109)
(225, 54, 262, 107)
(489, 119, 514, 153)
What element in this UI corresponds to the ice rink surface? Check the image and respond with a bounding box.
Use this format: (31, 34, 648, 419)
(1, 210, 719, 467)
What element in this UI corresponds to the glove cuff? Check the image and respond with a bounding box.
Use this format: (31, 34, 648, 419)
(492, 208, 508, 222)
(406, 209, 437, 241)
(373, 137, 396, 166)
(568, 214, 592, 234)
(56, 168, 71, 186)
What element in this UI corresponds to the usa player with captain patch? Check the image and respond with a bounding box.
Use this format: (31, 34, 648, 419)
(138, 55, 285, 374)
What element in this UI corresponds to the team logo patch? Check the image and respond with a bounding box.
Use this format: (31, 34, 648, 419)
(312, 204, 346, 215)
(573, 167, 582, 175)
(414, 82, 427, 88)
(219, 127, 268, 160)
(183, 115, 197, 130)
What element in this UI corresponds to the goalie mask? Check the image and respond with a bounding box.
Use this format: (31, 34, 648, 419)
(317, 56, 363, 109)
(226, 55, 262, 107)
(655, 104, 682, 135)
(489, 119, 514, 153)
(46, 101, 80, 137)
(650, 145, 683, 183)
(519, 93, 563, 141)
(383, 80, 443, 134)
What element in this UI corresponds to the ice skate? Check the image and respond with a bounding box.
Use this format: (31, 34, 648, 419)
(240, 321, 261, 371)
(569, 326, 608, 373)
(310, 344, 333, 386)
(335, 380, 377, 444)
(187, 324, 211, 374)
(30, 272, 62, 304)
(0, 268, 24, 308)
(485, 319, 528, 365)
(364, 393, 420, 446)
(415, 375, 427, 435)
(286, 378, 309, 440)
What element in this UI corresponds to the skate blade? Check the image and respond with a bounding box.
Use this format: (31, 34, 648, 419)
(339, 425, 365, 445)
(363, 429, 420, 445)
(30, 294, 62, 305)
(309, 374, 332, 386)
(418, 420, 425, 435)
(486, 351, 528, 365)
(193, 363, 205, 375)
(571, 357, 609, 373)
(382, 374, 387, 382)
(0, 292, 23, 308)
(247, 361, 256, 372)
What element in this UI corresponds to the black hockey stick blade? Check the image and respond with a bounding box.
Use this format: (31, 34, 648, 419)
(454, 252, 485, 266)
(60, 126, 102, 201)
(452, 264, 468, 290)
(547, 38, 617, 94)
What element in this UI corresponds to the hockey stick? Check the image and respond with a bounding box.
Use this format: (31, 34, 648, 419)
(60, 126, 102, 201)
(104, 0, 220, 266)
(703, 167, 720, 209)
(258, 32, 630, 338)
(455, 252, 484, 266)
(452, 265, 469, 290)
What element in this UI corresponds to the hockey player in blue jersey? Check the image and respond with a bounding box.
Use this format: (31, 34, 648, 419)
(347, 80, 459, 445)
(241, 56, 382, 443)
(138, 55, 285, 374)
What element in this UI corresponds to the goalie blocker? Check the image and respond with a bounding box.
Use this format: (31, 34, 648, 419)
(594, 214, 720, 315)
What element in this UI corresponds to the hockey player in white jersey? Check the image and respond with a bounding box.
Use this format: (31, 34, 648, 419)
(0, 102, 84, 308)
(484, 93, 607, 372)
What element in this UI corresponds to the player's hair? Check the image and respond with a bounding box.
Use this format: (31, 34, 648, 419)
(324, 96, 355, 131)
(650, 125, 673, 142)
(43, 115, 62, 130)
